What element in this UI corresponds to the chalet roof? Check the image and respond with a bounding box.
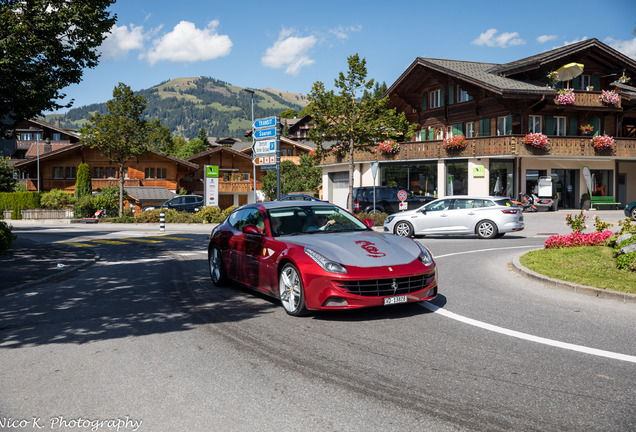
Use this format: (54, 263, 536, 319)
(13, 143, 199, 170)
(417, 58, 549, 95)
(15, 119, 81, 139)
(25, 142, 72, 157)
(124, 186, 175, 203)
(186, 144, 252, 161)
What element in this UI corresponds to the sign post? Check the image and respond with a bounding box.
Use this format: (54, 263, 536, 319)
(204, 165, 219, 207)
(398, 189, 408, 211)
(252, 116, 280, 199)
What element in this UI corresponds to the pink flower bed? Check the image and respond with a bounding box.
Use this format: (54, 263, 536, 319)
(544, 230, 613, 249)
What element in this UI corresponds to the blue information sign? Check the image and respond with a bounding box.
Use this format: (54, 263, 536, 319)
(253, 117, 277, 129)
(254, 128, 277, 139)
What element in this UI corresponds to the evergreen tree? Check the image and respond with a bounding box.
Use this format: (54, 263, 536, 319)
(175, 138, 208, 159)
(74, 163, 92, 200)
(198, 127, 210, 146)
(0, 157, 16, 192)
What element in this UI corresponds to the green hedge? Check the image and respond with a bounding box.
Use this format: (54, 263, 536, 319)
(0, 221, 16, 254)
(0, 192, 42, 211)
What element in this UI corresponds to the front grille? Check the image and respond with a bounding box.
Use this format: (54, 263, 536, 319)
(335, 272, 435, 297)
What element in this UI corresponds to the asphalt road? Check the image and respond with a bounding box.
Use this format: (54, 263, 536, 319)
(1, 210, 634, 431)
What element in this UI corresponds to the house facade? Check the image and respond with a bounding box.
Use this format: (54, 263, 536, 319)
(9, 119, 80, 162)
(319, 38, 636, 210)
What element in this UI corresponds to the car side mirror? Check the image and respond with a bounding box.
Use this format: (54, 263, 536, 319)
(242, 224, 265, 235)
(363, 218, 374, 228)
(419, 208, 427, 214)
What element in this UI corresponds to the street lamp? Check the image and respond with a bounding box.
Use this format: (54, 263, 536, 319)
(242, 88, 256, 203)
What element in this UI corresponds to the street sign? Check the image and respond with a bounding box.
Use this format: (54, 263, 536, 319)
(254, 155, 276, 166)
(253, 117, 277, 129)
(260, 164, 276, 171)
(252, 139, 276, 155)
(397, 190, 408, 201)
(254, 128, 276, 139)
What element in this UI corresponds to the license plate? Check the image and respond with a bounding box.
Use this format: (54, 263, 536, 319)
(384, 295, 407, 306)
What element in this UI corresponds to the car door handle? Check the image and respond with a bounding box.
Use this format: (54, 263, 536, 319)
(467, 212, 476, 215)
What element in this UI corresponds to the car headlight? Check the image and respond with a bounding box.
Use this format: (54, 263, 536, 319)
(416, 242, 434, 266)
(385, 216, 394, 224)
(304, 247, 348, 274)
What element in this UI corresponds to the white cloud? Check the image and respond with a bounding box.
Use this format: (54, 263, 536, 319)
(562, 36, 590, 46)
(472, 29, 525, 48)
(261, 28, 317, 75)
(143, 20, 232, 65)
(329, 25, 362, 40)
(537, 35, 557, 44)
(605, 36, 636, 59)
(100, 24, 145, 59)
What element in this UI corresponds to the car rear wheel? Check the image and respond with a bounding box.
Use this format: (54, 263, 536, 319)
(209, 247, 227, 285)
(279, 263, 308, 316)
(476, 220, 498, 239)
(394, 221, 414, 237)
(631, 207, 636, 220)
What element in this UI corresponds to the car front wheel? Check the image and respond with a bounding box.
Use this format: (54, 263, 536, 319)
(279, 263, 308, 316)
(394, 221, 414, 237)
(209, 246, 227, 285)
(476, 220, 498, 239)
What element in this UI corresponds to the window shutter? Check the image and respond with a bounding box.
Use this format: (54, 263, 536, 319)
(569, 117, 578, 136)
(440, 88, 445, 107)
(506, 115, 512, 135)
(590, 117, 600, 136)
(592, 74, 601, 91)
(448, 86, 455, 105)
(479, 118, 490, 136)
(545, 116, 555, 135)
(422, 92, 428, 111)
(452, 123, 462, 136)
(572, 76, 581, 90)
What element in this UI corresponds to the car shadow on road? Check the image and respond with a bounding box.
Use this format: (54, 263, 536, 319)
(313, 294, 448, 322)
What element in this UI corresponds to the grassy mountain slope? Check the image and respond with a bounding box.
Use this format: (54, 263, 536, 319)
(46, 77, 308, 139)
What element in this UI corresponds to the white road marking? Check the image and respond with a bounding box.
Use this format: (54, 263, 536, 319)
(420, 302, 636, 363)
(432, 245, 537, 259)
(427, 246, 636, 364)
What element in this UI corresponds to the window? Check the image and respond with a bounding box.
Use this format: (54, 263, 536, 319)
(65, 167, 76, 179)
(105, 167, 116, 178)
(52, 133, 61, 141)
(430, 90, 442, 109)
(145, 168, 155, 179)
(553, 117, 566, 136)
(580, 75, 591, 90)
(457, 86, 472, 103)
(529, 116, 542, 133)
(53, 167, 64, 179)
(435, 128, 444, 140)
(466, 122, 474, 138)
(33, 133, 42, 141)
(21, 133, 32, 141)
(497, 115, 512, 136)
(93, 167, 104, 178)
(157, 168, 166, 179)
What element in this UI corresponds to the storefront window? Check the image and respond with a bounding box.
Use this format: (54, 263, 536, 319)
(446, 161, 468, 195)
(590, 170, 613, 197)
(525, 169, 547, 196)
(490, 160, 514, 198)
(381, 163, 438, 196)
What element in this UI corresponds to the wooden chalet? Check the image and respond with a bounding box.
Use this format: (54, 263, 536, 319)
(319, 38, 636, 210)
(10, 119, 80, 162)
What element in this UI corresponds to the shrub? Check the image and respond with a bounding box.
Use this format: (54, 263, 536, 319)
(564, 211, 588, 233)
(616, 251, 636, 271)
(593, 216, 613, 233)
(0, 191, 42, 210)
(0, 221, 16, 254)
(355, 211, 388, 226)
(41, 189, 74, 209)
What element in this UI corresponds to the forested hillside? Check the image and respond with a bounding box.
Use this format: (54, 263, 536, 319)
(47, 77, 308, 139)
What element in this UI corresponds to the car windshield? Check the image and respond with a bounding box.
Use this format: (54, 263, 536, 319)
(268, 205, 369, 236)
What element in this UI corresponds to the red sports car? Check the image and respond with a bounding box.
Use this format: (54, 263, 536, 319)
(208, 201, 437, 316)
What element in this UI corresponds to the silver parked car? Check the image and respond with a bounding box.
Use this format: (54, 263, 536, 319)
(383, 196, 524, 239)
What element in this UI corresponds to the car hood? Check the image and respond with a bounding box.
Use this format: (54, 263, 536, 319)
(282, 231, 422, 267)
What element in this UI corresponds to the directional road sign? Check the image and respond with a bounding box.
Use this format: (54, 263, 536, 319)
(254, 155, 276, 166)
(253, 117, 277, 129)
(254, 128, 277, 140)
(252, 139, 276, 155)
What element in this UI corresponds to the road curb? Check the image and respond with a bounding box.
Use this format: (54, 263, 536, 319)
(511, 252, 636, 304)
(1, 250, 102, 297)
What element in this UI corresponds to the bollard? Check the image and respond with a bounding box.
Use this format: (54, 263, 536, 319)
(160, 209, 165, 232)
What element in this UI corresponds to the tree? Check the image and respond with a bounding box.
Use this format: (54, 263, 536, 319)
(0, 1, 116, 135)
(0, 157, 16, 192)
(74, 163, 92, 200)
(147, 119, 175, 155)
(307, 54, 416, 211)
(198, 127, 210, 146)
(175, 138, 208, 159)
(261, 155, 321, 201)
(279, 108, 298, 119)
(80, 83, 151, 216)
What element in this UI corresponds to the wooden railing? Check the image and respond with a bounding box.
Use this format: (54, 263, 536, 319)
(552, 90, 621, 109)
(321, 135, 636, 164)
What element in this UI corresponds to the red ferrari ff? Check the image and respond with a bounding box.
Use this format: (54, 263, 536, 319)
(208, 201, 437, 316)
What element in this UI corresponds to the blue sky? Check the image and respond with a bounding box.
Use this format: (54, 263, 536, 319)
(54, 0, 636, 112)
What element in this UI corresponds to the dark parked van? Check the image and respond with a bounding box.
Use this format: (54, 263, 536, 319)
(351, 186, 435, 214)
